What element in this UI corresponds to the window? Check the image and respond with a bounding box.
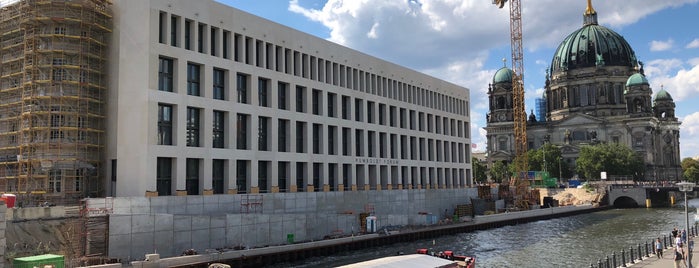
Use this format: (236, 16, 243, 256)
(212, 159, 225, 194)
(237, 114, 249, 149)
(342, 96, 350, 120)
(258, 116, 269, 151)
(237, 73, 249, 103)
(213, 110, 225, 148)
(158, 104, 173, 145)
(342, 127, 351, 156)
(187, 63, 201, 96)
(236, 160, 248, 193)
(355, 99, 363, 122)
(159, 12, 166, 44)
(186, 107, 200, 147)
(278, 119, 289, 152)
(157, 157, 172, 196)
(296, 86, 306, 113)
(327, 93, 336, 117)
(312, 123, 322, 154)
(278, 82, 289, 110)
(367, 101, 375, 124)
(158, 57, 174, 92)
(328, 126, 336, 155)
(210, 27, 217, 56)
(312, 89, 322, 115)
(223, 30, 230, 59)
(296, 121, 306, 153)
(258, 161, 269, 192)
(197, 23, 205, 53)
(213, 68, 226, 100)
(258, 78, 269, 107)
(278, 162, 289, 192)
(184, 19, 192, 50)
(170, 15, 178, 47)
(48, 170, 61, 193)
(186, 158, 199, 195)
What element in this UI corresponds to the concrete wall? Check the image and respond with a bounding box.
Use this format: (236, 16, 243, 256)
(86, 188, 478, 261)
(6, 207, 66, 221)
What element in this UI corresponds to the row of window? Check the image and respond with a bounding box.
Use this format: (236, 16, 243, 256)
(155, 158, 469, 196)
(158, 57, 470, 138)
(157, 12, 468, 116)
(158, 104, 470, 163)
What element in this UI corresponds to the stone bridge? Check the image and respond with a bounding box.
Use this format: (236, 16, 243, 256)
(607, 184, 694, 208)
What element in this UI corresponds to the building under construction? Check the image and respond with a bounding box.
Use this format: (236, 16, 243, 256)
(0, 0, 111, 204)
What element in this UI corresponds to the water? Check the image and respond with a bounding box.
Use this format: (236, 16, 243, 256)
(275, 201, 699, 268)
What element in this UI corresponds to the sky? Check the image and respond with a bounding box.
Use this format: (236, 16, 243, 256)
(218, 0, 699, 159)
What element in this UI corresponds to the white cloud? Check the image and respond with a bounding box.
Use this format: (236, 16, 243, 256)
(687, 39, 699, 49)
(650, 39, 674, 51)
(681, 112, 699, 158)
(646, 59, 699, 101)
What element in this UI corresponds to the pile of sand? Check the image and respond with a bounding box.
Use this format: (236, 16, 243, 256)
(551, 188, 599, 206)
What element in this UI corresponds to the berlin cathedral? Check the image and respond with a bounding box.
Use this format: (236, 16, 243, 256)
(484, 1, 682, 181)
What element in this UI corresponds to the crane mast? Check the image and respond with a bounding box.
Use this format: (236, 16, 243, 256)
(494, 0, 529, 207)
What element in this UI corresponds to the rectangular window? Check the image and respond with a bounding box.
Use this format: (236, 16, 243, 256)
(278, 119, 289, 152)
(367, 131, 375, 157)
(278, 82, 289, 110)
(355, 99, 363, 122)
(170, 15, 178, 47)
(212, 159, 225, 194)
(328, 125, 336, 155)
(312, 89, 322, 115)
(222, 30, 230, 59)
(367, 101, 375, 124)
(327, 93, 336, 118)
(158, 104, 173, 145)
(48, 170, 61, 193)
(355, 129, 364, 156)
(187, 63, 201, 96)
(258, 78, 269, 107)
(296, 121, 306, 153)
(296, 86, 306, 113)
(378, 104, 386, 125)
(258, 116, 269, 151)
(156, 157, 172, 196)
(184, 19, 192, 50)
(236, 160, 248, 193)
(237, 73, 249, 103)
(159, 12, 166, 44)
(258, 161, 269, 192)
(341, 95, 350, 120)
(237, 114, 249, 149)
(186, 107, 200, 147)
(278, 162, 289, 192)
(213, 68, 226, 100)
(197, 23, 205, 53)
(158, 57, 173, 92)
(342, 127, 351, 156)
(312, 123, 322, 154)
(213, 110, 225, 148)
(186, 158, 199, 195)
(210, 27, 217, 56)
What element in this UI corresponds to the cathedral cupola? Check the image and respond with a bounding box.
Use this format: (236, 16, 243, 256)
(624, 72, 653, 116)
(653, 85, 677, 121)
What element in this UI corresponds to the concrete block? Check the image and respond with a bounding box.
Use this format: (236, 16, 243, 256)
(153, 230, 175, 257)
(111, 198, 133, 214)
(210, 215, 226, 229)
(209, 227, 226, 249)
(173, 215, 192, 232)
(169, 197, 188, 214)
(191, 228, 211, 250)
(130, 232, 155, 258)
(225, 224, 241, 247)
(110, 214, 133, 235)
(131, 214, 155, 233)
(191, 216, 211, 230)
(226, 214, 241, 228)
(129, 197, 151, 214)
(108, 234, 132, 260)
(173, 230, 193, 252)
(154, 214, 174, 231)
(150, 196, 170, 213)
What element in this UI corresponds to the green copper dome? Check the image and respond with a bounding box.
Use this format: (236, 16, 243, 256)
(550, 24, 637, 74)
(625, 73, 649, 87)
(654, 88, 673, 102)
(493, 67, 514, 84)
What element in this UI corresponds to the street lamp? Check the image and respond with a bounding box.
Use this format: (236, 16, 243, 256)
(678, 181, 696, 268)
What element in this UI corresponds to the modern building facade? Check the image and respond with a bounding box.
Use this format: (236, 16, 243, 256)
(484, 1, 682, 181)
(0, 0, 473, 200)
(107, 0, 473, 197)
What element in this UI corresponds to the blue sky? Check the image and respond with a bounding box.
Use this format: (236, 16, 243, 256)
(218, 0, 699, 159)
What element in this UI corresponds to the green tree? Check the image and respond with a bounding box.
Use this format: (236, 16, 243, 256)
(576, 143, 644, 179)
(525, 143, 572, 179)
(681, 157, 699, 182)
(472, 157, 488, 183)
(489, 160, 510, 183)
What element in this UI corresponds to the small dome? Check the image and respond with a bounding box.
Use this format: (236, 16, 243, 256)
(626, 73, 649, 87)
(654, 88, 673, 102)
(493, 67, 514, 84)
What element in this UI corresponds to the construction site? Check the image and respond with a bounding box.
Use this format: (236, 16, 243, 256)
(0, 0, 111, 206)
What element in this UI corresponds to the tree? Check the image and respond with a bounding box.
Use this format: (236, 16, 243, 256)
(472, 157, 488, 183)
(576, 143, 644, 180)
(681, 157, 699, 182)
(525, 143, 572, 179)
(489, 160, 509, 183)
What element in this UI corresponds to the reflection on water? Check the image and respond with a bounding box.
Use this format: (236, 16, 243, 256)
(277, 205, 698, 268)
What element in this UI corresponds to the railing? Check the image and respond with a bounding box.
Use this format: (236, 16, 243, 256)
(589, 225, 698, 267)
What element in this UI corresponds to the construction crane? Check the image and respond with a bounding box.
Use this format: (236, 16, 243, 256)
(493, 0, 529, 209)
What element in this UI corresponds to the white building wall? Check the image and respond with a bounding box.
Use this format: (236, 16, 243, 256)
(108, 0, 472, 197)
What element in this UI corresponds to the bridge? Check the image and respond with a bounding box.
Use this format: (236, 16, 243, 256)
(606, 183, 696, 208)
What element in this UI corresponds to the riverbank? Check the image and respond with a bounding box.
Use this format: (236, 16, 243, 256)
(125, 204, 606, 268)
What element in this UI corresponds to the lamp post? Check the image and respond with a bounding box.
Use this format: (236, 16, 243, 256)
(678, 181, 696, 268)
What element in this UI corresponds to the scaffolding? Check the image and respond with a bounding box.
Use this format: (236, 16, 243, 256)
(0, 0, 111, 204)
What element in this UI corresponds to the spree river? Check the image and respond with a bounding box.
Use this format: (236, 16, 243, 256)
(274, 201, 699, 268)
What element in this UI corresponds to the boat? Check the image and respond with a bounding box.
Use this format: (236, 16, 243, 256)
(417, 248, 476, 268)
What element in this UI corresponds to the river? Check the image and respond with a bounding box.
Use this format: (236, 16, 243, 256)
(273, 200, 699, 268)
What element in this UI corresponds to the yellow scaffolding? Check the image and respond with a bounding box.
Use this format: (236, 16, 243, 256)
(0, 0, 111, 205)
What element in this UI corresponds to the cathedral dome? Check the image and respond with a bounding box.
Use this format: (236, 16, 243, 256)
(550, 19, 637, 74)
(493, 67, 513, 84)
(654, 88, 673, 102)
(625, 73, 649, 87)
